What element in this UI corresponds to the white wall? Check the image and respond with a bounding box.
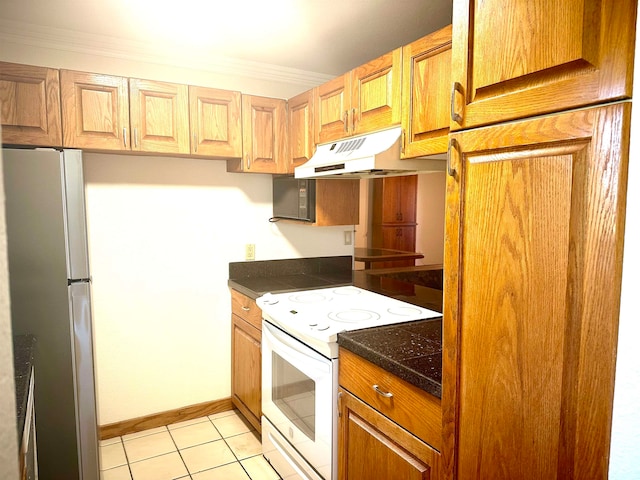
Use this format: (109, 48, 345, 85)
(415, 172, 446, 265)
(84, 154, 352, 424)
(609, 13, 640, 478)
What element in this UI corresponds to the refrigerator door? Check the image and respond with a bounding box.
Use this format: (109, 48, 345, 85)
(69, 281, 99, 479)
(2, 148, 99, 479)
(61, 149, 91, 281)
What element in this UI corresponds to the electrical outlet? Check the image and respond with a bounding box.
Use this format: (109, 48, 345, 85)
(245, 244, 255, 261)
(344, 230, 353, 245)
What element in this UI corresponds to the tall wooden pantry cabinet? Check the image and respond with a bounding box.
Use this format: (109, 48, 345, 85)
(442, 0, 637, 479)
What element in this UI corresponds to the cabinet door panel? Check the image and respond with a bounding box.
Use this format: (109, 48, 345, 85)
(379, 175, 418, 224)
(352, 48, 402, 135)
(339, 389, 437, 480)
(442, 103, 631, 479)
(189, 86, 242, 158)
(288, 89, 315, 171)
(129, 79, 189, 154)
(232, 315, 262, 427)
(315, 74, 350, 144)
(240, 95, 287, 173)
(450, 0, 637, 130)
(0, 62, 62, 146)
(402, 26, 452, 158)
(61, 70, 129, 150)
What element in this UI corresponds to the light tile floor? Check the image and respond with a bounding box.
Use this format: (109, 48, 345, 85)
(99, 410, 281, 480)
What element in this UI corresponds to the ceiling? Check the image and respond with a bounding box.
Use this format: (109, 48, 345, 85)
(0, 0, 453, 77)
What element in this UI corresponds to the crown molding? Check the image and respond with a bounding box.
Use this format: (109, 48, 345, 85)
(0, 19, 334, 87)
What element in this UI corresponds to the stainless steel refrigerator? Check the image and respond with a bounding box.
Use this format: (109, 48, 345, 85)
(3, 148, 99, 479)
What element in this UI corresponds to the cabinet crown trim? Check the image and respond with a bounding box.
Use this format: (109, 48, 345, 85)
(0, 19, 334, 88)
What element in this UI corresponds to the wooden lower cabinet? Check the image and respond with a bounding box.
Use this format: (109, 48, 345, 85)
(339, 388, 440, 480)
(230, 289, 262, 432)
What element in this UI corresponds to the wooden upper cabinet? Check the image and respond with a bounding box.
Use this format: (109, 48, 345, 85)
(315, 73, 351, 144)
(315, 48, 402, 144)
(287, 88, 315, 172)
(450, 0, 637, 130)
(0, 62, 62, 146)
(351, 47, 402, 136)
(129, 78, 190, 154)
(60, 70, 130, 150)
(228, 94, 287, 173)
(402, 25, 452, 158)
(189, 86, 242, 158)
(442, 103, 631, 480)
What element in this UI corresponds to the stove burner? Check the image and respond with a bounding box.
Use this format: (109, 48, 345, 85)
(288, 292, 331, 304)
(332, 286, 363, 296)
(328, 309, 380, 323)
(387, 306, 424, 316)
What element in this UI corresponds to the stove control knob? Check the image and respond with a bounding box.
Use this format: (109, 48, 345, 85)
(316, 322, 330, 331)
(308, 321, 318, 327)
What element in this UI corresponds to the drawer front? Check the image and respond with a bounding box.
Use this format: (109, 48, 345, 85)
(231, 289, 262, 330)
(339, 347, 442, 450)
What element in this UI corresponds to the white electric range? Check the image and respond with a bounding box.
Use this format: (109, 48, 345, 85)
(257, 285, 440, 480)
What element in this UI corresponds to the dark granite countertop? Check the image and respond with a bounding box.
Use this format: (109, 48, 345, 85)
(337, 318, 442, 398)
(228, 256, 443, 397)
(13, 334, 36, 439)
(229, 255, 354, 299)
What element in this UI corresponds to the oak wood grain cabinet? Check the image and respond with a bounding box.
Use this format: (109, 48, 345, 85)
(129, 78, 190, 154)
(401, 25, 452, 158)
(339, 348, 442, 480)
(313, 179, 360, 226)
(0, 62, 62, 146)
(287, 88, 315, 172)
(227, 95, 287, 173)
(442, 103, 631, 480)
(371, 175, 418, 267)
(315, 48, 402, 144)
(189, 86, 242, 158)
(230, 289, 262, 432)
(60, 70, 130, 150)
(449, 0, 637, 131)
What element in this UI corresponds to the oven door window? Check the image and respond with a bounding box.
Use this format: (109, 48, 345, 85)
(272, 351, 315, 440)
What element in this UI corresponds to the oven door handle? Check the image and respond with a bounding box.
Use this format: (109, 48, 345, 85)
(263, 321, 331, 375)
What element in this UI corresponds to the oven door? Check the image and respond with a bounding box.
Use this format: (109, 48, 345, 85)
(262, 320, 337, 480)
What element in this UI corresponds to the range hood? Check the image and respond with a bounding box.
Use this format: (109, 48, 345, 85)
(294, 126, 446, 179)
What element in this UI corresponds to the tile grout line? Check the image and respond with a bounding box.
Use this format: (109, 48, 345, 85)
(166, 421, 193, 480)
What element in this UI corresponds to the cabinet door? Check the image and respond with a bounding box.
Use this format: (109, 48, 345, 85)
(450, 0, 636, 131)
(0, 62, 62, 146)
(338, 388, 439, 480)
(60, 70, 130, 150)
(287, 88, 315, 172)
(402, 26, 451, 158)
(352, 48, 402, 136)
(315, 73, 351, 144)
(238, 95, 287, 173)
(231, 315, 262, 431)
(189, 86, 242, 158)
(379, 175, 418, 224)
(129, 79, 190, 154)
(442, 103, 630, 479)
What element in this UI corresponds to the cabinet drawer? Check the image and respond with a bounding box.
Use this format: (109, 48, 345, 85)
(339, 347, 442, 450)
(231, 289, 262, 330)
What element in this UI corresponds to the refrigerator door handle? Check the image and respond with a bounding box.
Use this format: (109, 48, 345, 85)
(68, 282, 99, 479)
(61, 149, 91, 280)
